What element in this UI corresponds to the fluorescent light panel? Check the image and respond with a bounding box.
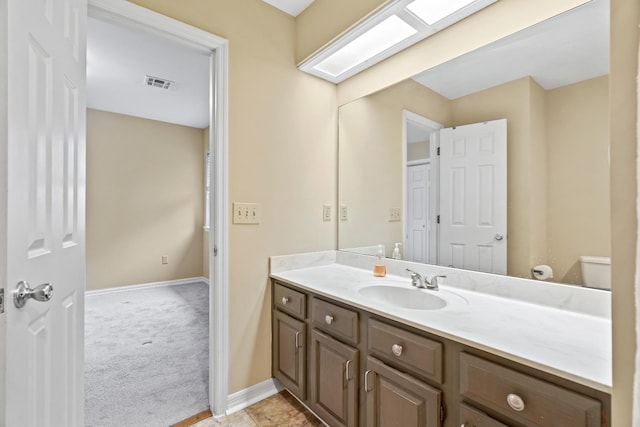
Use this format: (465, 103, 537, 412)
(314, 15, 418, 77)
(406, 0, 477, 25)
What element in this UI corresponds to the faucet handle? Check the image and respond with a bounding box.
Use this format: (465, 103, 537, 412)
(431, 275, 447, 287)
(406, 269, 424, 287)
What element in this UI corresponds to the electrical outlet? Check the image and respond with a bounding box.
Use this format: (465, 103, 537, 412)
(233, 202, 261, 224)
(339, 205, 348, 221)
(162, 255, 169, 264)
(323, 204, 331, 222)
(389, 207, 401, 222)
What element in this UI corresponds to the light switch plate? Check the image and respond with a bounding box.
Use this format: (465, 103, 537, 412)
(323, 204, 331, 222)
(389, 207, 401, 222)
(233, 202, 261, 224)
(340, 205, 348, 221)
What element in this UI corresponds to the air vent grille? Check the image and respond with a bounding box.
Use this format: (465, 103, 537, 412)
(144, 75, 174, 89)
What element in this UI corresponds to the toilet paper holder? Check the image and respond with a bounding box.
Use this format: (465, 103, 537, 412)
(530, 264, 554, 280)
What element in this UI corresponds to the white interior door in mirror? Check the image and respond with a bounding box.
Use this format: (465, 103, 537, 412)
(439, 119, 507, 274)
(406, 163, 430, 263)
(5, 0, 87, 425)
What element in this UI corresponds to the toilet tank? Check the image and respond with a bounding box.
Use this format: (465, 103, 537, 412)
(579, 256, 611, 290)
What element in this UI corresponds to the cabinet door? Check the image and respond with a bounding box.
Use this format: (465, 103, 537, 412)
(273, 310, 306, 399)
(310, 329, 359, 427)
(365, 356, 442, 427)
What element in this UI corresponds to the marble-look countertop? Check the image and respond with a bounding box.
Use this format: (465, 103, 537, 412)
(269, 253, 611, 394)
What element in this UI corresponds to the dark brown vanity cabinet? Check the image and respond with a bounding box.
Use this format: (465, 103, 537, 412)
(459, 353, 603, 427)
(310, 329, 359, 427)
(271, 280, 611, 427)
(365, 356, 442, 427)
(272, 284, 307, 400)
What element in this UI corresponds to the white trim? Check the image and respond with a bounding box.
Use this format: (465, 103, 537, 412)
(88, 0, 230, 416)
(225, 378, 283, 416)
(210, 43, 230, 417)
(85, 277, 208, 297)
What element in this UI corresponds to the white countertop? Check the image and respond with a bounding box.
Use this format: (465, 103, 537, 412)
(270, 257, 612, 394)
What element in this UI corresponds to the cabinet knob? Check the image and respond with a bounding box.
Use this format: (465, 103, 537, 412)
(325, 314, 334, 325)
(391, 344, 403, 357)
(506, 393, 525, 411)
(281, 296, 289, 305)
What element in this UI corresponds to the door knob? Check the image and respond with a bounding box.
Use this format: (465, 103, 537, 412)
(13, 281, 53, 308)
(495, 234, 504, 241)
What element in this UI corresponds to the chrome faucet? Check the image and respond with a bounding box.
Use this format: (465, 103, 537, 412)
(406, 269, 446, 291)
(406, 268, 427, 288)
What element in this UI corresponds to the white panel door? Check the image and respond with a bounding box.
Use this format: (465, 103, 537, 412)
(5, 0, 87, 426)
(405, 163, 430, 263)
(438, 119, 506, 274)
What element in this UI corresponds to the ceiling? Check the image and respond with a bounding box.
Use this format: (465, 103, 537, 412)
(413, 0, 609, 99)
(87, 0, 608, 130)
(87, 16, 211, 129)
(262, 0, 316, 17)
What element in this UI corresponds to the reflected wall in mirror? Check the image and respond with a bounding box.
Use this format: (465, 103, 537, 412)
(338, 0, 610, 286)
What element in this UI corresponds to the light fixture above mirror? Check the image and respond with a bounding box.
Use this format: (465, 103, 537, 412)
(299, 0, 497, 83)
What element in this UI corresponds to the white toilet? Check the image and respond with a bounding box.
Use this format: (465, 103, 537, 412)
(580, 256, 611, 290)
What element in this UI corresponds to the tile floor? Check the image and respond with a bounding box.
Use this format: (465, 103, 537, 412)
(192, 391, 325, 427)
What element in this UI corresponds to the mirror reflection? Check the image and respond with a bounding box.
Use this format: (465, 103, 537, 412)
(338, 0, 610, 287)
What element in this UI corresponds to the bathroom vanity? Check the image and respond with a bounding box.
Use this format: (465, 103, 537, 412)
(269, 252, 611, 427)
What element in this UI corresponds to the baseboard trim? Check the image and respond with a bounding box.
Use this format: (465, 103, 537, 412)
(86, 276, 209, 297)
(225, 378, 283, 416)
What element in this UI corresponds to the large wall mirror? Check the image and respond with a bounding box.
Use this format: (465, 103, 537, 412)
(338, 0, 609, 286)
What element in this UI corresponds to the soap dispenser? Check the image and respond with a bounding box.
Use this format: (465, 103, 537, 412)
(392, 243, 402, 260)
(374, 244, 387, 277)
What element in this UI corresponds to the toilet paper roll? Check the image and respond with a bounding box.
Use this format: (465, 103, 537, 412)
(531, 264, 554, 280)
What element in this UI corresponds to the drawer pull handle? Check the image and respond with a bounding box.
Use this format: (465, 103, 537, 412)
(345, 360, 352, 381)
(364, 369, 373, 392)
(282, 297, 290, 305)
(325, 314, 334, 325)
(295, 331, 301, 349)
(391, 344, 403, 357)
(506, 393, 525, 412)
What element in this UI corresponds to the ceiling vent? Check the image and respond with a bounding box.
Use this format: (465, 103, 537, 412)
(144, 75, 174, 89)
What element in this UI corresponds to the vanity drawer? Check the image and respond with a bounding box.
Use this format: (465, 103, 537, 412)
(274, 282, 306, 319)
(311, 298, 359, 344)
(460, 353, 602, 427)
(367, 318, 443, 384)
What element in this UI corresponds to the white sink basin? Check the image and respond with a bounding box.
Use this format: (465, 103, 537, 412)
(358, 285, 447, 310)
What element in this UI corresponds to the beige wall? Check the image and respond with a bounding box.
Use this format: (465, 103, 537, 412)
(546, 76, 610, 284)
(86, 109, 205, 290)
(129, 0, 338, 394)
(610, 0, 638, 424)
(339, 79, 450, 255)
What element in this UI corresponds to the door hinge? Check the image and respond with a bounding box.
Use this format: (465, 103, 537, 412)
(213, 245, 218, 256)
(437, 146, 440, 156)
(0, 288, 4, 314)
(440, 403, 446, 423)
(437, 215, 440, 224)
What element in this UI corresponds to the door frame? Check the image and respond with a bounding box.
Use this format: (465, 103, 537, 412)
(89, 0, 230, 416)
(402, 110, 442, 265)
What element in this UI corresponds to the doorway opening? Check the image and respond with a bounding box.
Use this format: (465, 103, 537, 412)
(402, 110, 442, 264)
(87, 0, 229, 418)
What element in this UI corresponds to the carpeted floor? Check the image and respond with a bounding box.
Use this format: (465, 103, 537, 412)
(85, 281, 209, 427)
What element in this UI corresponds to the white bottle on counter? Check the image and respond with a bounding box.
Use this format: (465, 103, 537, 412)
(392, 243, 402, 260)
